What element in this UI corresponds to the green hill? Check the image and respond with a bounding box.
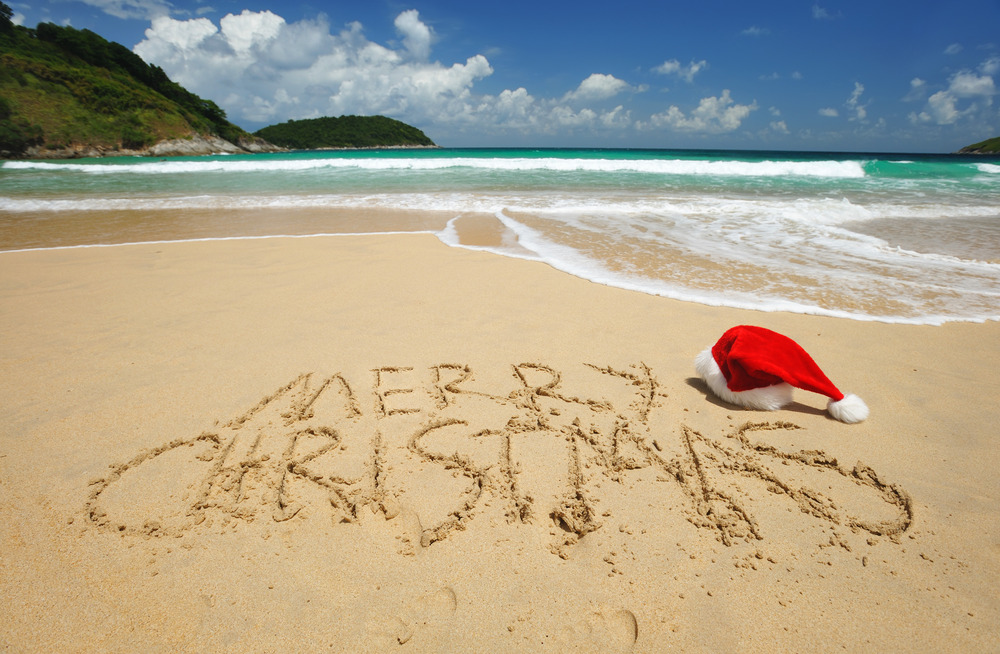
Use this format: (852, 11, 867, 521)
(254, 115, 436, 150)
(0, 2, 275, 158)
(957, 136, 1000, 154)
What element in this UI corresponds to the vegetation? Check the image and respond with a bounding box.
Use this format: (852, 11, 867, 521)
(254, 115, 436, 149)
(957, 136, 1000, 154)
(0, 2, 253, 156)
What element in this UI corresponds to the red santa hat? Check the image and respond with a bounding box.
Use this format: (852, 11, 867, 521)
(694, 325, 869, 423)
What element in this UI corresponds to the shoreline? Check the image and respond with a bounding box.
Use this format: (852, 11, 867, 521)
(2, 213, 995, 326)
(1, 232, 998, 651)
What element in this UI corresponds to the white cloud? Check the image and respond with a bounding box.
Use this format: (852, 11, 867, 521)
(219, 10, 284, 55)
(648, 90, 757, 133)
(770, 120, 789, 134)
(491, 87, 536, 127)
(949, 70, 996, 97)
(929, 91, 962, 123)
(601, 105, 631, 128)
(130, 8, 772, 142)
(904, 78, 927, 102)
(812, 4, 831, 19)
(742, 26, 769, 37)
(846, 82, 867, 121)
(80, 0, 174, 20)
(944, 43, 963, 55)
(394, 9, 434, 61)
(141, 14, 217, 50)
(913, 91, 961, 125)
(549, 105, 597, 129)
(653, 59, 708, 83)
(134, 10, 493, 126)
(819, 107, 839, 117)
(132, 9, 648, 139)
(909, 58, 998, 125)
(563, 73, 631, 102)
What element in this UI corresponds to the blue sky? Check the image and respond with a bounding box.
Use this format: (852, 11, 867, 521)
(9, 0, 1000, 152)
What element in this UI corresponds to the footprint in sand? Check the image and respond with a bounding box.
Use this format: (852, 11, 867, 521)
(553, 607, 639, 653)
(365, 586, 459, 647)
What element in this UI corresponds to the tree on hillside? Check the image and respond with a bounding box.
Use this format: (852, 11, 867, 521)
(1, 2, 14, 32)
(0, 96, 43, 156)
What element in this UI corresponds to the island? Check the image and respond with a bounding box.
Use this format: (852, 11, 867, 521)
(253, 115, 437, 150)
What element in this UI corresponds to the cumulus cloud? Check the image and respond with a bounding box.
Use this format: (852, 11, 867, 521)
(563, 73, 631, 102)
(908, 58, 997, 125)
(394, 9, 433, 61)
(742, 26, 769, 37)
(944, 43, 962, 55)
(949, 70, 996, 97)
(219, 10, 284, 55)
(130, 8, 770, 141)
(819, 107, 839, 117)
(653, 59, 708, 82)
(132, 9, 651, 139)
(134, 10, 493, 126)
(601, 105, 631, 128)
(648, 90, 757, 133)
(916, 91, 961, 124)
(488, 89, 633, 134)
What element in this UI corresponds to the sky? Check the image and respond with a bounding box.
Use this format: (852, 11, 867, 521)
(9, 0, 1000, 152)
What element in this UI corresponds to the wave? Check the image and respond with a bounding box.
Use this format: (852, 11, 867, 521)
(1, 156, 867, 179)
(4, 192, 997, 226)
(472, 211, 1000, 326)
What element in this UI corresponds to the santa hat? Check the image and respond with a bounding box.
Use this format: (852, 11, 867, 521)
(694, 325, 869, 423)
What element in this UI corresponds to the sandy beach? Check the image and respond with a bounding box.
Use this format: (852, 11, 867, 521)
(1, 232, 998, 652)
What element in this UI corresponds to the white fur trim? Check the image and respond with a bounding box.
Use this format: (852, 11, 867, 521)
(695, 347, 793, 411)
(827, 394, 869, 423)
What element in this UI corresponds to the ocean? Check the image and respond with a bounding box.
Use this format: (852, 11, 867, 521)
(2, 148, 998, 325)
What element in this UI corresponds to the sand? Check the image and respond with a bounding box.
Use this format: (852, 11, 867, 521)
(1, 233, 998, 652)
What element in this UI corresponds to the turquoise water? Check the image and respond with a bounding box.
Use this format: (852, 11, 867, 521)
(2, 148, 999, 324)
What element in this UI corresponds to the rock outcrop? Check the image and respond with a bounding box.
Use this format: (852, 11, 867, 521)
(23, 133, 286, 159)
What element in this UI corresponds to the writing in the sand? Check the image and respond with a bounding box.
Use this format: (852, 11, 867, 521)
(86, 363, 912, 553)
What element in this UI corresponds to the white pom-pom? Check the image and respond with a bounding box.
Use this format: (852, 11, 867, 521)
(827, 393, 869, 423)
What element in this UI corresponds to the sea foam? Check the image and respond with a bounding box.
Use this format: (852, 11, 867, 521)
(1, 156, 867, 178)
